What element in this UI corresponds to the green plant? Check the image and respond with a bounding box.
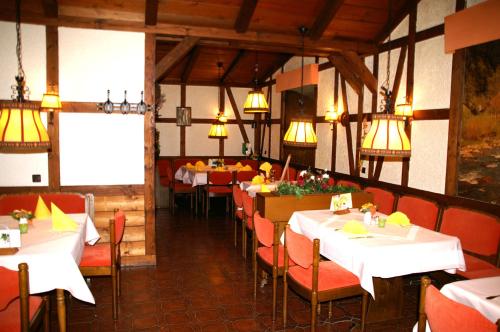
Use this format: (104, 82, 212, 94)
(276, 176, 359, 198)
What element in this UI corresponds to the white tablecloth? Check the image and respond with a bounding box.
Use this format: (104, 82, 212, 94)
(175, 165, 240, 187)
(0, 214, 100, 303)
(287, 209, 466, 297)
(240, 181, 278, 197)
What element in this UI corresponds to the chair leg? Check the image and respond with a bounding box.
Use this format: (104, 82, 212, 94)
(242, 220, 246, 258)
(328, 301, 333, 319)
(311, 295, 318, 332)
(43, 295, 50, 332)
(361, 291, 368, 332)
(117, 266, 121, 297)
(111, 268, 118, 320)
(234, 216, 238, 247)
(272, 268, 278, 321)
(205, 193, 209, 219)
(253, 257, 258, 300)
(283, 273, 288, 327)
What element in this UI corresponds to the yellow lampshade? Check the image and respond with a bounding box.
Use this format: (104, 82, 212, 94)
(40, 92, 62, 112)
(0, 101, 50, 153)
(283, 118, 317, 148)
(360, 114, 411, 157)
(208, 120, 228, 138)
(243, 88, 269, 113)
(395, 101, 413, 118)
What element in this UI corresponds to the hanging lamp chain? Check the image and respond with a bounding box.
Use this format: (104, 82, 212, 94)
(16, 0, 25, 80)
(380, 0, 393, 113)
(298, 26, 306, 111)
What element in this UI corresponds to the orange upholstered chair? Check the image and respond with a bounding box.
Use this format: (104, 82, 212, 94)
(440, 207, 500, 279)
(157, 159, 172, 188)
(204, 171, 233, 219)
(170, 161, 196, 215)
(241, 191, 254, 259)
(0, 193, 86, 216)
(396, 195, 439, 230)
(80, 210, 126, 320)
(336, 179, 361, 189)
(418, 276, 498, 332)
(270, 163, 282, 180)
(364, 187, 395, 215)
(236, 170, 258, 183)
(283, 226, 367, 331)
(0, 263, 48, 332)
(253, 212, 295, 321)
(223, 158, 237, 165)
(286, 167, 297, 182)
(241, 159, 259, 170)
(232, 185, 244, 247)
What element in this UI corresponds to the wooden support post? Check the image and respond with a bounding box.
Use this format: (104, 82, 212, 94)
(144, 33, 156, 260)
(219, 86, 225, 157)
(368, 54, 379, 179)
(226, 87, 249, 143)
(46, 26, 60, 191)
(340, 77, 355, 175)
(355, 90, 364, 176)
(180, 84, 186, 156)
(254, 113, 261, 157)
(331, 70, 339, 172)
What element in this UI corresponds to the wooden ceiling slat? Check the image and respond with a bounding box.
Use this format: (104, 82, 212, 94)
(234, 0, 258, 33)
(42, 0, 58, 18)
(155, 36, 199, 81)
(181, 46, 201, 83)
(375, 0, 421, 43)
(309, 0, 344, 40)
(145, 0, 159, 26)
(220, 50, 245, 84)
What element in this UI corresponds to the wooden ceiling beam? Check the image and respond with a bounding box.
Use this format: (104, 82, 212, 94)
(327, 55, 362, 95)
(340, 50, 378, 94)
(181, 46, 201, 83)
(42, 0, 58, 18)
(155, 36, 199, 81)
(0, 13, 377, 55)
(220, 49, 245, 84)
(376, 0, 421, 43)
(234, 0, 258, 33)
(309, 0, 344, 40)
(258, 53, 293, 84)
(145, 0, 159, 26)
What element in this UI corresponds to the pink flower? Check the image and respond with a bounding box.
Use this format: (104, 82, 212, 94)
(327, 178, 335, 186)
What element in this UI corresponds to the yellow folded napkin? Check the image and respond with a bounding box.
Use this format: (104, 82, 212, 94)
(51, 203, 78, 231)
(215, 166, 225, 172)
(235, 162, 243, 168)
(186, 162, 195, 169)
(342, 220, 368, 234)
(251, 175, 265, 185)
(35, 196, 51, 219)
(238, 165, 252, 172)
(387, 211, 411, 227)
(261, 184, 271, 192)
(259, 162, 272, 177)
(195, 161, 205, 168)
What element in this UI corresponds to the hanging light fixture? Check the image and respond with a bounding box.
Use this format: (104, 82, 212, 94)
(208, 62, 228, 138)
(395, 99, 413, 118)
(324, 104, 348, 129)
(40, 87, 62, 112)
(243, 52, 269, 114)
(0, 0, 50, 153)
(283, 26, 318, 148)
(360, 0, 411, 158)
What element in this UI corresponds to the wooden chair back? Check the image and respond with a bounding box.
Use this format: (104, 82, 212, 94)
(236, 170, 258, 183)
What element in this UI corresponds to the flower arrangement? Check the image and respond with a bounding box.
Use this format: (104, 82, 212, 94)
(10, 209, 33, 221)
(276, 169, 359, 198)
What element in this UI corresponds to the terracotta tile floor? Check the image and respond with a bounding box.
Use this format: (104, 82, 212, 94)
(56, 200, 421, 331)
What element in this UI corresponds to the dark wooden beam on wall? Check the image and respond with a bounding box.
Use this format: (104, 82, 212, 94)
(155, 36, 199, 81)
(379, 24, 444, 53)
(46, 26, 60, 191)
(259, 54, 293, 84)
(226, 87, 250, 143)
(145, 0, 159, 26)
(309, 0, 344, 40)
(355, 90, 364, 177)
(445, 0, 466, 196)
(181, 46, 200, 83)
(221, 49, 245, 84)
(234, 0, 258, 33)
(42, 0, 58, 18)
(340, 77, 355, 175)
(219, 86, 225, 156)
(341, 50, 378, 94)
(368, 54, 379, 179)
(376, 0, 421, 43)
(331, 70, 339, 172)
(327, 55, 362, 95)
(144, 33, 156, 262)
(180, 84, 187, 156)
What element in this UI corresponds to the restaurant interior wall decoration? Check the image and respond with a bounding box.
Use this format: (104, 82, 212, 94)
(458, 40, 499, 204)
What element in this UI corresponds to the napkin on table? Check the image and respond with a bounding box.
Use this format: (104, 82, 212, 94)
(235, 162, 243, 168)
(51, 203, 78, 231)
(251, 175, 265, 185)
(195, 161, 206, 168)
(342, 220, 368, 234)
(186, 162, 195, 169)
(238, 165, 252, 172)
(35, 196, 51, 219)
(261, 184, 271, 192)
(387, 211, 411, 227)
(259, 162, 272, 177)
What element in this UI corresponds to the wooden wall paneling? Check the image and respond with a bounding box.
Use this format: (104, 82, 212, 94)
(355, 90, 364, 176)
(331, 70, 339, 172)
(219, 86, 225, 156)
(368, 54, 379, 179)
(155, 36, 199, 81)
(46, 26, 60, 191)
(402, 2, 417, 187)
(42, 0, 58, 18)
(340, 77, 355, 175)
(61, 185, 144, 196)
(144, 33, 156, 261)
(445, 0, 466, 195)
(180, 83, 186, 156)
(225, 87, 249, 143)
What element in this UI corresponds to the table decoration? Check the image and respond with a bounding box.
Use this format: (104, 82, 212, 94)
(277, 171, 358, 198)
(0, 218, 21, 254)
(51, 203, 78, 231)
(387, 211, 411, 226)
(35, 196, 51, 219)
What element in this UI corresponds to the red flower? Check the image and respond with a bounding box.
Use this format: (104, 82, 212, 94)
(327, 178, 335, 186)
(297, 178, 304, 186)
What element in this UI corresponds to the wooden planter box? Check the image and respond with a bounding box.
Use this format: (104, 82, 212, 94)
(255, 191, 373, 222)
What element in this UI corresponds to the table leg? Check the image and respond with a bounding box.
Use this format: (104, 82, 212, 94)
(366, 276, 404, 323)
(56, 288, 66, 332)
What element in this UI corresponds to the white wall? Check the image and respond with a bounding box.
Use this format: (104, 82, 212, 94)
(0, 24, 146, 187)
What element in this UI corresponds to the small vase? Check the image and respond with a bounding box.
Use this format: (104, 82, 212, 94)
(19, 217, 28, 234)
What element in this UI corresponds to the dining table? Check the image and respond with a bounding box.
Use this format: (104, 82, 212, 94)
(174, 164, 241, 186)
(0, 213, 100, 332)
(287, 209, 466, 322)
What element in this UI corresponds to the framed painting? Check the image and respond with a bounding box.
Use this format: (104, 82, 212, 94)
(176, 107, 191, 126)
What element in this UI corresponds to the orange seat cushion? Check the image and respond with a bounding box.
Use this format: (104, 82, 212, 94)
(254, 212, 273, 247)
(457, 254, 500, 279)
(425, 285, 497, 332)
(287, 261, 360, 292)
(0, 267, 19, 310)
(0, 297, 44, 331)
(80, 244, 111, 267)
(257, 245, 295, 268)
